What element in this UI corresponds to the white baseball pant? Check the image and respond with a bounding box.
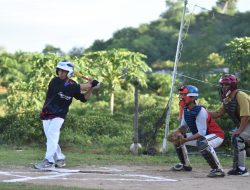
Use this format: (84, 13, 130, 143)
(42, 118, 65, 163)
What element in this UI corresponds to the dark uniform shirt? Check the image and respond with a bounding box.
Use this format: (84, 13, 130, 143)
(40, 77, 86, 120)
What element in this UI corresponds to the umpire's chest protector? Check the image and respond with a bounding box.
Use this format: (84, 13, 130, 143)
(184, 105, 202, 134)
(223, 96, 240, 127)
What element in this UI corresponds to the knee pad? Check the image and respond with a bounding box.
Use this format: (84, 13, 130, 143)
(197, 136, 221, 169)
(232, 136, 246, 168)
(197, 136, 208, 151)
(232, 136, 245, 152)
(245, 140, 250, 157)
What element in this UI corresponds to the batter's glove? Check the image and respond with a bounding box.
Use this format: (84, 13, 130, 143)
(91, 80, 99, 87)
(91, 80, 100, 90)
(167, 130, 185, 146)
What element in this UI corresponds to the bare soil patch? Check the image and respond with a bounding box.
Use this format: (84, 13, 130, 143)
(0, 165, 249, 190)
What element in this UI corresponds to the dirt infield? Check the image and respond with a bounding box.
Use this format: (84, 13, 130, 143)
(0, 165, 250, 190)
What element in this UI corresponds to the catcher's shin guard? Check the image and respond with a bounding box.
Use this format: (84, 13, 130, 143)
(175, 144, 190, 166)
(197, 136, 222, 170)
(245, 140, 250, 157)
(232, 136, 246, 169)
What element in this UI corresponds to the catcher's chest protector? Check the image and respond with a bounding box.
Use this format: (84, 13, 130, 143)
(223, 97, 240, 127)
(184, 105, 202, 134)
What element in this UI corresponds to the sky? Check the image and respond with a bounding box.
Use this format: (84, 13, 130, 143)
(0, 0, 249, 53)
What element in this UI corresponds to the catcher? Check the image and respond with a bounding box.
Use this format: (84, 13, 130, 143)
(168, 85, 225, 177)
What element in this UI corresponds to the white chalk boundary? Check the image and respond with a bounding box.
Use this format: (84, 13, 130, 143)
(0, 167, 178, 183)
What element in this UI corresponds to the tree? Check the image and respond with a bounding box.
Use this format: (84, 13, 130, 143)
(78, 49, 152, 115)
(42, 45, 65, 56)
(207, 53, 225, 66)
(69, 47, 84, 58)
(108, 27, 139, 51)
(215, 0, 237, 15)
(161, 0, 184, 24)
(85, 0, 249, 70)
(0, 52, 33, 87)
(6, 53, 70, 114)
(224, 37, 250, 70)
(223, 37, 250, 88)
(87, 39, 108, 52)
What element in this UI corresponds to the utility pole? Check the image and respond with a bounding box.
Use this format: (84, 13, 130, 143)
(130, 79, 142, 155)
(161, 0, 188, 153)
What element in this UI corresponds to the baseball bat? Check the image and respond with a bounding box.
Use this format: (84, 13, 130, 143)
(75, 72, 90, 80)
(75, 71, 101, 90)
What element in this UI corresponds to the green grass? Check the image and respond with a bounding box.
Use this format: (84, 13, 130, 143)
(0, 145, 250, 190)
(0, 183, 99, 190)
(0, 145, 249, 168)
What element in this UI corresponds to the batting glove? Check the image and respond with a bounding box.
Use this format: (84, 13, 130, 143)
(91, 80, 99, 87)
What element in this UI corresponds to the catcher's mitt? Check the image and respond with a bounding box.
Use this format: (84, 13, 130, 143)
(167, 130, 185, 146)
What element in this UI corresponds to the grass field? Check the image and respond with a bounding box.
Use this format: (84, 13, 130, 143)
(0, 145, 250, 190)
(1, 145, 247, 168)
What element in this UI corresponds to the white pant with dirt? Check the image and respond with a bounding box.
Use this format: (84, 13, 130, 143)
(181, 133, 224, 169)
(185, 133, 224, 148)
(42, 118, 65, 163)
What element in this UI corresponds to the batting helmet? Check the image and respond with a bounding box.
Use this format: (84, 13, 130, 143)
(179, 85, 199, 98)
(56, 60, 74, 78)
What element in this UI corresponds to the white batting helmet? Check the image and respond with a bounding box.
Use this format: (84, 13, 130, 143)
(56, 60, 74, 78)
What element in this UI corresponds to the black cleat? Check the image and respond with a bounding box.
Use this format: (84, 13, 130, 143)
(227, 167, 249, 177)
(172, 163, 192, 171)
(207, 169, 225, 178)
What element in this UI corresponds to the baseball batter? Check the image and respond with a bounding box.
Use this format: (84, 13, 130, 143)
(34, 60, 99, 170)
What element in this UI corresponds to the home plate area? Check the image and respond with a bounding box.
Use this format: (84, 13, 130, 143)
(0, 166, 178, 190)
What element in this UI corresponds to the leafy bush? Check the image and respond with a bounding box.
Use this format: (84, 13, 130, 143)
(0, 109, 133, 153)
(0, 51, 238, 154)
(0, 112, 43, 145)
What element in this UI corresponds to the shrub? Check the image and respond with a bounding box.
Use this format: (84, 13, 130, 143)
(0, 112, 44, 145)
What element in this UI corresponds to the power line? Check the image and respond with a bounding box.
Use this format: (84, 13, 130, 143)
(177, 73, 219, 87)
(177, 73, 250, 93)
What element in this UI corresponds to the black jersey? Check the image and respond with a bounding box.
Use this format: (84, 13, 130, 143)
(40, 77, 86, 119)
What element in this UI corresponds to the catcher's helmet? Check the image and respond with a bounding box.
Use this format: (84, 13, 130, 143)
(218, 74, 238, 100)
(179, 85, 199, 99)
(56, 60, 74, 78)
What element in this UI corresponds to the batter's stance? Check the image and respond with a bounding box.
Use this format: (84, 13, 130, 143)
(34, 60, 99, 170)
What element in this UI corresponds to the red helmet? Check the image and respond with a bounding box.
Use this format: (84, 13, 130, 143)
(219, 74, 238, 100)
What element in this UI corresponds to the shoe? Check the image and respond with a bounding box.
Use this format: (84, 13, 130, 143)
(207, 169, 225, 178)
(55, 159, 66, 168)
(227, 167, 249, 176)
(172, 163, 192, 171)
(34, 159, 55, 170)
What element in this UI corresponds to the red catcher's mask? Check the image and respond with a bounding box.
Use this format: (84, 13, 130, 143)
(218, 74, 238, 101)
(178, 100, 185, 120)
